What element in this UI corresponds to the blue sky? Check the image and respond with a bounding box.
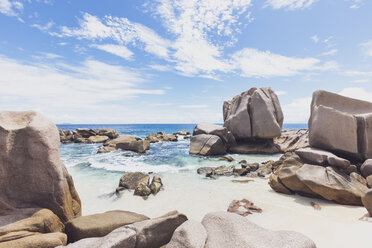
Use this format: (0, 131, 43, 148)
(0, 0, 371, 124)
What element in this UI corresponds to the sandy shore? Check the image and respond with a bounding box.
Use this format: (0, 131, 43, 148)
(70, 169, 371, 248)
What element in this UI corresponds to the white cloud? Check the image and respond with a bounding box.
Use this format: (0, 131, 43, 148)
(282, 97, 312, 123)
(92, 44, 133, 60)
(339, 87, 372, 102)
(275, 90, 287, 96)
(361, 40, 372, 57)
(56, 13, 171, 59)
(311, 35, 319, 43)
(348, 0, 363, 9)
(319, 49, 338, 56)
(343, 70, 372, 77)
(0, 55, 165, 123)
(231, 48, 320, 77)
(351, 79, 370, 83)
(179, 104, 208, 109)
(264, 0, 316, 10)
(31, 21, 54, 31)
(0, 0, 22, 16)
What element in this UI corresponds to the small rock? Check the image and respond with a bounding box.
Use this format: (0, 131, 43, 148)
(213, 165, 235, 176)
(173, 130, 190, 136)
(227, 199, 262, 216)
(219, 155, 234, 162)
(347, 164, 358, 174)
(119, 172, 150, 190)
(150, 175, 163, 195)
(239, 160, 247, 164)
(310, 202, 321, 210)
(233, 168, 248, 176)
(197, 167, 214, 176)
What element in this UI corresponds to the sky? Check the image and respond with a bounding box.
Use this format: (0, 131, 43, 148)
(0, 0, 371, 124)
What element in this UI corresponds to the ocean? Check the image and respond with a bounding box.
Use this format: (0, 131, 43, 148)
(57, 123, 370, 248)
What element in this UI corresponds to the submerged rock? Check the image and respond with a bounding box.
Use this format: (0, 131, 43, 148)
(119, 172, 150, 190)
(0, 111, 81, 222)
(99, 135, 150, 154)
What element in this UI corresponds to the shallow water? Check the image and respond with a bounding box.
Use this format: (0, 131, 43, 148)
(59, 124, 372, 248)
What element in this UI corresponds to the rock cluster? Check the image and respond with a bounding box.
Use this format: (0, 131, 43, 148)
(173, 130, 190, 136)
(59, 128, 119, 143)
(59, 211, 315, 248)
(190, 88, 308, 156)
(98, 135, 150, 154)
(117, 172, 163, 198)
(145, 132, 178, 143)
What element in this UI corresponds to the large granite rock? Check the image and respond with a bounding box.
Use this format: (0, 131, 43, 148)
(223, 87, 283, 140)
(296, 147, 350, 170)
(0, 208, 64, 242)
(309, 90, 372, 160)
(189, 134, 226, 156)
(60, 211, 187, 248)
(59, 226, 137, 248)
(296, 164, 367, 205)
(98, 135, 150, 154)
(193, 123, 235, 146)
(202, 212, 316, 248)
(65, 210, 149, 243)
(3, 232, 67, 248)
(0, 111, 81, 222)
(166, 220, 207, 248)
(361, 159, 372, 178)
(128, 211, 187, 248)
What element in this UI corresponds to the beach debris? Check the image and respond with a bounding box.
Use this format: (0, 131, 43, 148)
(231, 179, 254, 183)
(227, 199, 262, 216)
(310, 202, 321, 210)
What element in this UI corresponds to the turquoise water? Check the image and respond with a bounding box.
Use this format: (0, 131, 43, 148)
(58, 123, 306, 173)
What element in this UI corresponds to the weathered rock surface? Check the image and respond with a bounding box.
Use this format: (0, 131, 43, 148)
(193, 123, 235, 146)
(3, 232, 67, 248)
(296, 147, 350, 170)
(59, 128, 118, 144)
(229, 139, 280, 154)
(223, 87, 283, 140)
(60, 211, 187, 248)
(127, 211, 188, 248)
(65, 210, 149, 243)
(296, 164, 368, 205)
(59, 226, 136, 248)
(0, 208, 65, 245)
(274, 129, 309, 152)
(362, 189, 372, 216)
(309, 90, 372, 160)
(98, 135, 150, 154)
(166, 220, 207, 248)
(202, 212, 316, 248)
(0, 111, 81, 222)
(145, 132, 178, 143)
(189, 134, 226, 156)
